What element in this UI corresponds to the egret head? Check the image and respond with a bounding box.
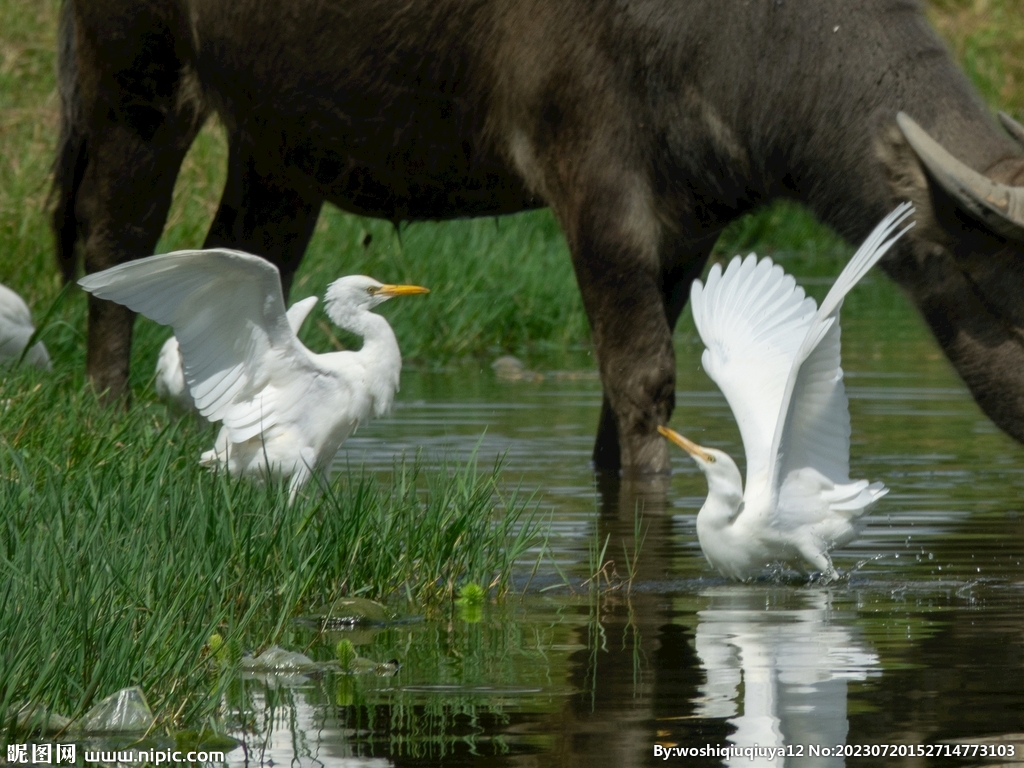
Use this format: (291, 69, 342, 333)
(657, 426, 742, 499)
(325, 276, 429, 322)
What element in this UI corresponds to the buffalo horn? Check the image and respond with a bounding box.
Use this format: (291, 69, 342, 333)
(897, 112, 1024, 242)
(999, 111, 1024, 150)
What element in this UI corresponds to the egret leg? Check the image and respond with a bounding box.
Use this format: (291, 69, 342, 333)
(797, 542, 839, 582)
(286, 446, 319, 504)
(286, 463, 313, 506)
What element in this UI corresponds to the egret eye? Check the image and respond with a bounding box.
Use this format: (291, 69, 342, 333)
(366, 286, 379, 295)
(707, 455, 716, 463)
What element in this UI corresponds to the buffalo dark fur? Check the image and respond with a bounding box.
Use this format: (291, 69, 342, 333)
(53, 0, 1024, 474)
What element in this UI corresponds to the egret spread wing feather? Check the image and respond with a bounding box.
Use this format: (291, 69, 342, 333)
(285, 296, 319, 331)
(82, 253, 428, 503)
(690, 255, 817, 493)
(769, 203, 916, 497)
(775, 317, 850, 485)
(78, 249, 325, 441)
(662, 204, 914, 580)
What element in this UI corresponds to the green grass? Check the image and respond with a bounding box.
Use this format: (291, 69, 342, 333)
(0, 366, 541, 734)
(928, 0, 1024, 115)
(289, 206, 588, 363)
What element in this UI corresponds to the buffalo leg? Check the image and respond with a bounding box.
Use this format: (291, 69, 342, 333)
(556, 183, 677, 475)
(76, 127, 200, 401)
(587, 227, 719, 474)
(582, 268, 674, 475)
(80, 127, 195, 400)
(69, 1, 203, 400)
(204, 137, 323, 296)
(79, 123, 200, 400)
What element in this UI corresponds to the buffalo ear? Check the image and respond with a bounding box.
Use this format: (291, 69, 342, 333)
(897, 112, 1024, 243)
(999, 112, 1024, 150)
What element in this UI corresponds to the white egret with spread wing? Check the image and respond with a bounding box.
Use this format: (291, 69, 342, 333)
(79, 249, 428, 499)
(155, 295, 319, 413)
(659, 203, 915, 581)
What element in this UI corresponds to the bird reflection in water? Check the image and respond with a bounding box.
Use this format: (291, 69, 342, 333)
(693, 588, 879, 766)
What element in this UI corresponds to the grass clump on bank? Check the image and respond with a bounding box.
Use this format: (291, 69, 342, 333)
(0, 366, 540, 735)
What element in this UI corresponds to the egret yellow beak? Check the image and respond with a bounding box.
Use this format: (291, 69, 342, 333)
(378, 284, 430, 297)
(657, 426, 714, 462)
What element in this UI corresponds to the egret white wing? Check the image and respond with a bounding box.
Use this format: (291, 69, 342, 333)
(79, 249, 324, 440)
(285, 295, 318, 331)
(690, 254, 818, 493)
(769, 203, 915, 495)
(776, 313, 850, 484)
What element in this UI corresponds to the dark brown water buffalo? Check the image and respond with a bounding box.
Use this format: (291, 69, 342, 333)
(52, 0, 1024, 475)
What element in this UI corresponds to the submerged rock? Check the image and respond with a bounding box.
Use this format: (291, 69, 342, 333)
(239, 646, 319, 673)
(372, 659, 401, 677)
(325, 597, 391, 627)
(79, 687, 154, 734)
(491, 355, 543, 382)
(174, 728, 241, 753)
(8, 703, 71, 736)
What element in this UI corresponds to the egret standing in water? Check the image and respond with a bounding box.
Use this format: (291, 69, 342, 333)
(659, 203, 915, 581)
(80, 249, 428, 500)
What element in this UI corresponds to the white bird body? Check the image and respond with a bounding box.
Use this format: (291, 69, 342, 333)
(79, 249, 427, 500)
(661, 203, 915, 581)
(154, 336, 190, 409)
(0, 283, 51, 370)
(198, 298, 402, 487)
(155, 295, 319, 414)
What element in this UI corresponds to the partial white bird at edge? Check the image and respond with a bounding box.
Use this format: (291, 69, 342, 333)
(0, 283, 51, 371)
(79, 249, 428, 501)
(660, 202, 915, 581)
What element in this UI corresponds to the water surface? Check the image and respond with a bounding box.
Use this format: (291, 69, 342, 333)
(230, 268, 1024, 767)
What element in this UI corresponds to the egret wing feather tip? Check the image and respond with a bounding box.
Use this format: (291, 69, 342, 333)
(768, 205, 915, 494)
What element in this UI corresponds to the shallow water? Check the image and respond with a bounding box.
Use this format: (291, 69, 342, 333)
(230, 269, 1024, 767)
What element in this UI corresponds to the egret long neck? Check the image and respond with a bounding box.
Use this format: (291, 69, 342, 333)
(696, 457, 745, 529)
(337, 309, 402, 414)
(695, 480, 747, 579)
(698, 485, 744, 529)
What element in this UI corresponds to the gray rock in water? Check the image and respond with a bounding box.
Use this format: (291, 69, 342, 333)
(79, 687, 154, 734)
(491, 355, 543, 382)
(9, 703, 71, 736)
(326, 597, 391, 626)
(239, 645, 319, 673)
